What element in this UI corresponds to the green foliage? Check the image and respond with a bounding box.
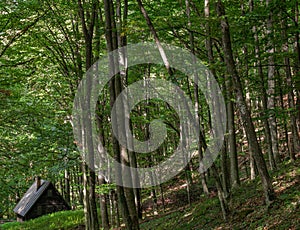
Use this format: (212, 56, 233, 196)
(95, 183, 116, 195)
(1, 0, 300, 227)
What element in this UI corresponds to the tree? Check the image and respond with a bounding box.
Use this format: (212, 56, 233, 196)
(216, 0, 275, 206)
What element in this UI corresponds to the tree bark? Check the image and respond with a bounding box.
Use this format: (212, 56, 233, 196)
(217, 0, 275, 205)
(266, 0, 280, 166)
(249, 0, 275, 170)
(78, 0, 99, 228)
(194, 0, 209, 195)
(104, 0, 139, 229)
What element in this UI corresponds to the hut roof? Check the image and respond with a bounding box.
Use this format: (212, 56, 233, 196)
(13, 180, 51, 217)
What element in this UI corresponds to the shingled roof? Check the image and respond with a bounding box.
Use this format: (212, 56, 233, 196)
(13, 180, 51, 217)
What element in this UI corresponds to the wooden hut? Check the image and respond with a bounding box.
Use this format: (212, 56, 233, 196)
(13, 177, 70, 222)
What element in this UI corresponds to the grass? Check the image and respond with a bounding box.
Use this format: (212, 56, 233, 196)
(0, 210, 84, 230)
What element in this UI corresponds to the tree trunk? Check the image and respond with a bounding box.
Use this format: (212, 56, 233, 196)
(217, 0, 275, 205)
(97, 114, 110, 230)
(104, 0, 139, 229)
(294, 1, 300, 134)
(64, 169, 70, 205)
(82, 163, 92, 230)
(193, 0, 209, 195)
(266, 0, 280, 166)
(226, 89, 239, 188)
(77, 0, 100, 229)
(281, 1, 300, 160)
(138, 0, 229, 219)
(249, 0, 275, 170)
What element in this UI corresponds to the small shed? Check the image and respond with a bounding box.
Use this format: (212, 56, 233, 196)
(13, 177, 70, 222)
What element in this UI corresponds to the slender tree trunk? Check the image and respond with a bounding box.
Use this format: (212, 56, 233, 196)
(181, 116, 192, 206)
(81, 163, 92, 230)
(225, 3, 241, 189)
(77, 165, 84, 206)
(217, 0, 275, 205)
(192, 0, 209, 196)
(98, 175, 110, 230)
(136, 0, 173, 76)
(226, 86, 239, 187)
(294, 1, 300, 134)
(249, 0, 275, 170)
(77, 0, 100, 228)
(138, 0, 229, 219)
(64, 169, 70, 205)
(266, 0, 280, 166)
(97, 111, 110, 230)
(284, 8, 299, 160)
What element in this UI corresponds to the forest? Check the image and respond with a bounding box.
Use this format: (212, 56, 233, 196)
(0, 0, 299, 229)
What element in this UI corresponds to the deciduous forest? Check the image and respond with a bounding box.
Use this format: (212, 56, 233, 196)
(0, 0, 299, 229)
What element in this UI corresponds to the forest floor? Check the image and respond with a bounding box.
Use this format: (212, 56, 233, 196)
(140, 159, 300, 229)
(1, 159, 299, 230)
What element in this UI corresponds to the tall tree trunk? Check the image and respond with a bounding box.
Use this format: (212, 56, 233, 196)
(294, 1, 300, 134)
(78, 0, 99, 228)
(249, 0, 275, 170)
(292, 0, 300, 155)
(225, 3, 240, 189)
(119, 0, 142, 219)
(217, 0, 275, 205)
(192, 0, 209, 196)
(104, 0, 139, 229)
(138, 0, 229, 219)
(226, 83, 239, 187)
(116, 0, 140, 227)
(266, 0, 280, 166)
(281, 1, 299, 160)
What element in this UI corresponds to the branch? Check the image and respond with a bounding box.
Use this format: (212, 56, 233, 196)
(0, 15, 41, 58)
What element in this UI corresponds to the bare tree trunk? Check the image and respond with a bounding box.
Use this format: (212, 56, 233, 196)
(223, 67, 239, 188)
(217, 0, 275, 205)
(281, 1, 299, 160)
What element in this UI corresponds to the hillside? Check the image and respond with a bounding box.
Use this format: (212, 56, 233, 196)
(140, 160, 300, 229)
(1, 160, 299, 230)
